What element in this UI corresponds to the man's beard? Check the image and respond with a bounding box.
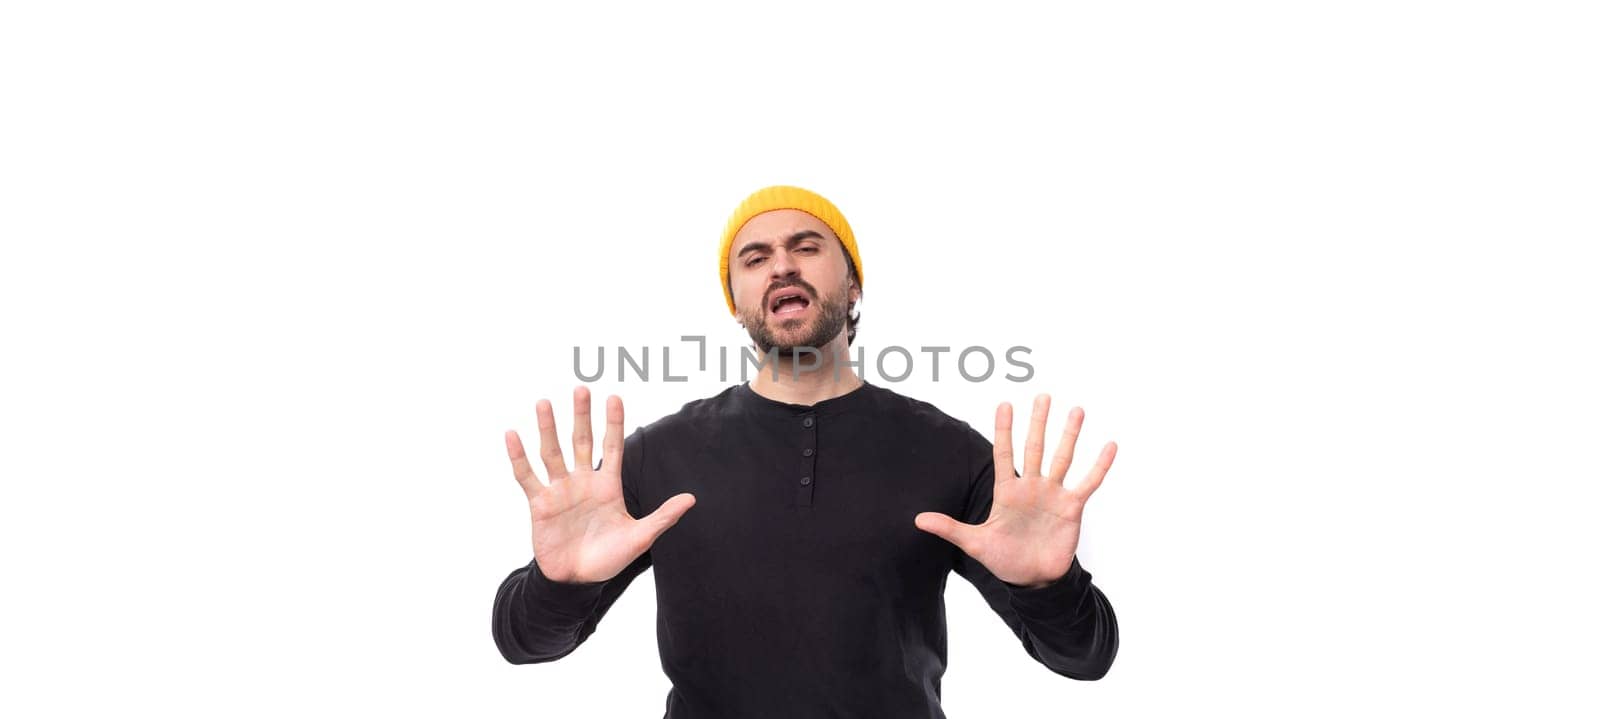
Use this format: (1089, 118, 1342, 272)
(739, 279, 850, 357)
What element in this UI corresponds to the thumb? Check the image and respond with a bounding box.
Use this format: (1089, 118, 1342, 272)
(914, 511, 977, 552)
(638, 492, 697, 544)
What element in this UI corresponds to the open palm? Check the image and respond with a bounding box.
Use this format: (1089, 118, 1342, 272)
(914, 395, 1117, 588)
(505, 387, 695, 584)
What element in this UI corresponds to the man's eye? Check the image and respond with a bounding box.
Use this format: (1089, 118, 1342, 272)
(747, 257, 765, 266)
(799, 246, 817, 254)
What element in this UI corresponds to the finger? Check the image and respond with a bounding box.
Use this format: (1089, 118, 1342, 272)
(913, 511, 980, 554)
(1072, 441, 1118, 498)
(600, 395, 625, 473)
(504, 430, 543, 497)
(535, 399, 570, 482)
(1023, 394, 1051, 478)
(572, 386, 595, 471)
(636, 492, 697, 545)
(993, 402, 1015, 484)
(1047, 406, 1085, 484)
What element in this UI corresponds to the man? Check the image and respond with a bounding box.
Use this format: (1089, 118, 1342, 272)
(492, 186, 1120, 718)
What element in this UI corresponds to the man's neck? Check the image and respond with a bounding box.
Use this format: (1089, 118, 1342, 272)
(747, 337, 863, 406)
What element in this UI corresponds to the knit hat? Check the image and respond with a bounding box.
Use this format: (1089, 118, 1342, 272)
(719, 185, 863, 315)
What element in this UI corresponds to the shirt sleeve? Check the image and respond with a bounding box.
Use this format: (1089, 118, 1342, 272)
(490, 428, 654, 664)
(950, 428, 1120, 680)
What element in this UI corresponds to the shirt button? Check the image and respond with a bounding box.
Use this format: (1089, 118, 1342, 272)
(802, 448, 814, 457)
(800, 476, 812, 485)
(802, 417, 814, 428)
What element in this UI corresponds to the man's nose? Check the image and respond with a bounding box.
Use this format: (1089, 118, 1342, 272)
(769, 249, 800, 279)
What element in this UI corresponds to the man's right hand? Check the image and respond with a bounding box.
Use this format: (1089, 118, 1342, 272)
(505, 386, 696, 584)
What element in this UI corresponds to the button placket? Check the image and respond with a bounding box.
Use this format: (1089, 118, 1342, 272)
(798, 413, 817, 507)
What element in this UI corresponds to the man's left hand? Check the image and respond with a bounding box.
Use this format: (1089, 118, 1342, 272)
(914, 395, 1117, 589)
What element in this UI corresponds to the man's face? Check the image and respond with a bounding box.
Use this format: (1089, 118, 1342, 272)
(728, 209, 859, 355)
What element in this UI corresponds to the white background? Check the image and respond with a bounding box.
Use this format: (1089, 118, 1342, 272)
(3, 1, 1597, 716)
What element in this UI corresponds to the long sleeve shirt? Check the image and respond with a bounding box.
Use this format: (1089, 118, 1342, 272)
(491, 380, 1118, 718)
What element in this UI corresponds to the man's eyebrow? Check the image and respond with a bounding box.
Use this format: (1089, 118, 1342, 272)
(736, 230, 825, 257)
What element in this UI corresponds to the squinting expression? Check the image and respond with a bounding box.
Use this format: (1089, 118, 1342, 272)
(729, 209, 858, 355)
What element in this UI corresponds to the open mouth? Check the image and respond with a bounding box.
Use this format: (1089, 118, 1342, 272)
(768, 288, 812, 316)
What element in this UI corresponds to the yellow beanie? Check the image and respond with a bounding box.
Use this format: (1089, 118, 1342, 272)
(719, 185, 863, 315)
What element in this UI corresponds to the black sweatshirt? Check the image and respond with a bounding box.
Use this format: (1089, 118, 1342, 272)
(492, 380, 1118, 718)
